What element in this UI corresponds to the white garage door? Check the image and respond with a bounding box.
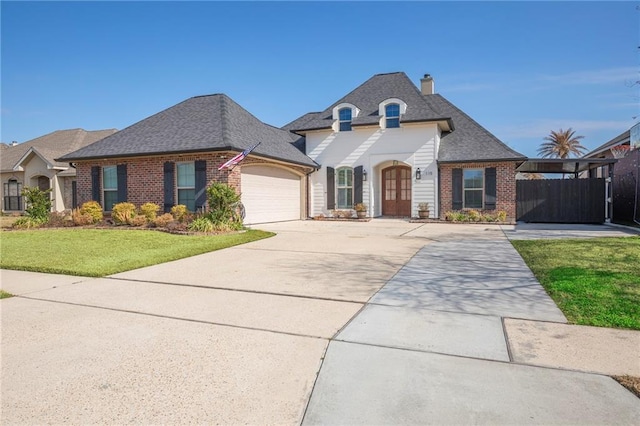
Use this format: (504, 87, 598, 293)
(241, 166, 302, 224)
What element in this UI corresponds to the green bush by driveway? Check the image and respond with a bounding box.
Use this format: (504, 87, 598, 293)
(0, 228, 273, 277)
(512, 237, 640, 330)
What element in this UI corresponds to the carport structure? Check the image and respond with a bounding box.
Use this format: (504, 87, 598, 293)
(515, 158, 617, 223)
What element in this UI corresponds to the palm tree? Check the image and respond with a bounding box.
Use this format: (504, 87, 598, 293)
(538, 128, 586, 159)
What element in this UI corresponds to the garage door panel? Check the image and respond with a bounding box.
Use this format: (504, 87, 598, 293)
(242, 166, 301, 224)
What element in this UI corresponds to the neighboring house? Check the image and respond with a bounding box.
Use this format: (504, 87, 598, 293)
(1, 128, 117, 213)
(285, 72, 525, 219)
(58, 72, 525, 224)
(57, 95, 318, 225)
(582, 129, 631, 178)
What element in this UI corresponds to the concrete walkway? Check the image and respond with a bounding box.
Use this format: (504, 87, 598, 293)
(1, 221, 639, 424)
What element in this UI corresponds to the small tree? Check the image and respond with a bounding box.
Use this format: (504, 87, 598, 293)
(22, 186, 52, 223)
(206, 182, 242, 229)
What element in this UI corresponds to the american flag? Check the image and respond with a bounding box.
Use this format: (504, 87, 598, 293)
(218, 142, 261, 170)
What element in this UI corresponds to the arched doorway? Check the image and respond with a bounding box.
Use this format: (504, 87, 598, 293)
(382, 165, 411, 216)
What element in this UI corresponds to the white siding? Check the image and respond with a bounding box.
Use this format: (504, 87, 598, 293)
(306, 123, 439, 217)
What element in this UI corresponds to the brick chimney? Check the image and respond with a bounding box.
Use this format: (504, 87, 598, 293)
(420, 74, 434, 95)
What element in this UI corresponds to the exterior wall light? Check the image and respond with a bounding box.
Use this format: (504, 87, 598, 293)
(363, 169, 367, 181)
(415, 168, 421, 180)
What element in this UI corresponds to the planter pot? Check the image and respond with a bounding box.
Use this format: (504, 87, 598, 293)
(418, 210, 429, 219)
(356, 211, 367, 219)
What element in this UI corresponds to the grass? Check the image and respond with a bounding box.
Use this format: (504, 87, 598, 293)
(0, 289, 13, 299)
(0, 228, 274, 277)
(512, 237, 640, 330)
(0, 216, 20, 228)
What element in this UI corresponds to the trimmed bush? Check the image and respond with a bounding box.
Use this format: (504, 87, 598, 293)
(79, 201, 103, 223)
(140, 202, 160, 221)
(130, 215, 148, 227)
(72, 209, 95, 226)
(171, 205, 188, 222)
(154, 213, 174, 228)
(112, 202, 137, 225)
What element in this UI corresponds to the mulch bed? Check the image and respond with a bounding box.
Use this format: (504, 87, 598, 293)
(613, 376, 640, 399)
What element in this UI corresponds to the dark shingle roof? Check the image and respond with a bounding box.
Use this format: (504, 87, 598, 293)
(432, 95, 526, 162)
(286, 72, 449, 131)
(59, 94, 317, 168)
(583, 129, 630, 158)
(285, 71, 525, 162)
(1, 129, 117, 172)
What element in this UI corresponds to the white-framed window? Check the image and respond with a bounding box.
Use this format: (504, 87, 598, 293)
(338, 107, 352, 131)
(385, 103, 400, 128)
(336, 167, 353, 209)
(463, 169, 483, 209)
(3, 179, 23, 211)
(177, 162, 196, 211)
(103, 166, 118, 211)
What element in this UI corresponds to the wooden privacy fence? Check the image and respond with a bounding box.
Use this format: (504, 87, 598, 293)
(516, 178, 605, 223)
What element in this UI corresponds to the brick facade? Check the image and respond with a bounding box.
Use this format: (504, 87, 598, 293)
(439, 161, 517, 220)
(75, 152, 311, 211)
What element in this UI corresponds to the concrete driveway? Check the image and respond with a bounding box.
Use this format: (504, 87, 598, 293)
(2, 220, 638, 424)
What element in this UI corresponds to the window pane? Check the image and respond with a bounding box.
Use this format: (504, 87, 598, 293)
(385, 104, 400, 117)
(464, 189, 483, 209)
(339, 108, 352, 121)
(339, 121, 352, 131)
(177, 163, 195, 188)
(104, 190, 118, 211)
(178, 188, 196, 212)
(337, 188, 353, 209)
(386, 118, 400, 128)
(103, 166, 117, 190)
(464, 169, 483, 189)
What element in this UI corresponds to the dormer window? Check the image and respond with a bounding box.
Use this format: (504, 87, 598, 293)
(385, 103, 400, 128)
(339, 107, 352, 131)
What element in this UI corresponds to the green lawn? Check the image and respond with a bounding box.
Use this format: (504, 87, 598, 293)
(0, 228, 274, 277)
(512, 237, 640, 330)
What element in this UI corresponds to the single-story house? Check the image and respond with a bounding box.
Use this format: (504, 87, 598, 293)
(1, 128, 117, 213)
(58, 95, 318, 225)
(59, 72, 526, 224)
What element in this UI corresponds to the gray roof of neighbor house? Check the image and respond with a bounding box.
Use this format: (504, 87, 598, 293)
(1, 128, 118, 172)
(583, 129, 630, 158)
(284, 72, 525, 163)
(59, 94, 318, 168)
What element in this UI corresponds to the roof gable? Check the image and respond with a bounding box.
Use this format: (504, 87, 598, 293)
(59, 94, 317, 168)
(1, 129, 117, 172)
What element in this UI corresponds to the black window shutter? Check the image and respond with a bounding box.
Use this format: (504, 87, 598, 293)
(484, 167, 496, 210)
(116, 164, 127, 203)
(354, 166, 363, 205)
(91, 166, 101, 204)
(194, 160, 207, 210)
(326, 167, 335, 210)
(452, 168, 463, 210)
(163, 162, 175, 213)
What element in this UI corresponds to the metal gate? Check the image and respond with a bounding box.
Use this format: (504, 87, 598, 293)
(516, 178, 606, 223)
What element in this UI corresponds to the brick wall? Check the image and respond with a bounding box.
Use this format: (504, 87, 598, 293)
(439, 161, 517, 220)
(75, 152, 310, 210)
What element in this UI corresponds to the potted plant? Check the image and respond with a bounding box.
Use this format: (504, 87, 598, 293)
(418, 202, 430, 219)
(354, 203, 367, 219)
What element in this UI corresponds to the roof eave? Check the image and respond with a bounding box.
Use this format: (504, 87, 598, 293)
(437, 156, 527, 164)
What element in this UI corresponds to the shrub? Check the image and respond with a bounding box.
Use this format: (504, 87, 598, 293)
(188, 216, 214, 233)
(22, 186, 52, 224)
(467, 209, 481, 222)
(171, 205, 188, 222)
(12, 217, 44, 229)
(206, 183, 242, 229)
(154, 213, 174, 228)
(112, 202, 137, 225)
(79, 201, 103, 223)
(418, 202, 430, 211)
(130, 215, 148, 227)
(72, 209, 95, 226)
(496, 211, 507, 222)
(354, 203, 367, 212)
(140, 202, 160, 221)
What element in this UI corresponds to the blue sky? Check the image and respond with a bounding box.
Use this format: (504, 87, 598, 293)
(2, 1, 638, 157)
